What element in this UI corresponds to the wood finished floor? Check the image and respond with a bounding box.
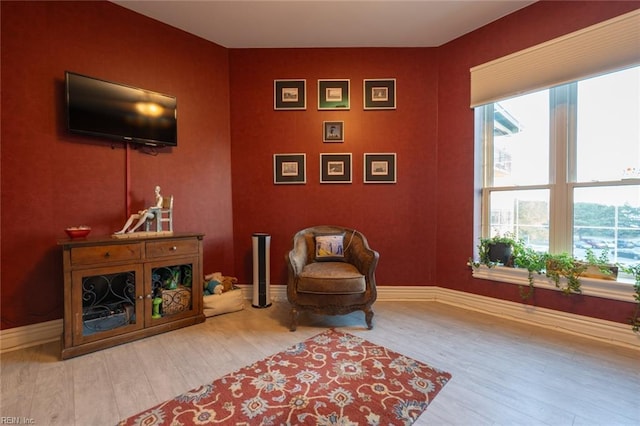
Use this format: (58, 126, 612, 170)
(1, 301, 638, 426)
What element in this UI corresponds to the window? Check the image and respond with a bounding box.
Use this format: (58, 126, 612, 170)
(477, 66, 640, 268)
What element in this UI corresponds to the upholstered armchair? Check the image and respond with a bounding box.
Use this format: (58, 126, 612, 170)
(286, 225, 379, 331)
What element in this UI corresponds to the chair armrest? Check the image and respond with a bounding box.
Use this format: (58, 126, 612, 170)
(345, 234, 379, 282)
(287, 238, 309, 277)
(349, 248, 379, 279)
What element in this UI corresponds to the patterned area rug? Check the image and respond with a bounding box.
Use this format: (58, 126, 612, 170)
(118, 329, 451, 425)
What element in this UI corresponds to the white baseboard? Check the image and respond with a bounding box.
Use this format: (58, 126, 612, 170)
(0, 319, 63, 354)
(431, 287, 640, 350)
(2, 285, 638, 354)
(242, 284, 640, 350)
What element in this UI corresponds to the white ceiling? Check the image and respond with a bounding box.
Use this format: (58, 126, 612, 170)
(113, 1, 536, 48)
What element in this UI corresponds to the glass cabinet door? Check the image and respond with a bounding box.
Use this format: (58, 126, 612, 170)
(72, 264, 144, 344)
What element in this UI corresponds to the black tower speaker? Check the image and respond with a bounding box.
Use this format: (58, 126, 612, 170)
(252, 233, 272, 308)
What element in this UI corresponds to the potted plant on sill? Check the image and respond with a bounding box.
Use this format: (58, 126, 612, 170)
(544, 252, 585, 295)
(472, 238, 627, 301)
(473, 235, 543, 299)
(581, 248, 618, 281)
(544, 247, 619, 294)
(477, 233, 519, 267)
(511, 246, 587, 299)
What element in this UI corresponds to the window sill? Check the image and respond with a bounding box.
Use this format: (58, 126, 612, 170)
(471, 265, 636, 303)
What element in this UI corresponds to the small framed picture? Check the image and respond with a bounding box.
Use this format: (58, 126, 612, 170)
(364, 153, 396, 183)
(318, 79, 350, 110)
(274, 153, 306, 184)
(323, 121, 344, 142)
(274, 80, 306, 110)
(320, 153, 352, 183)
(364, 79, 396, 110)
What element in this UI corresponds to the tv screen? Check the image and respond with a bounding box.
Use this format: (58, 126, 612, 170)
(66, 71, 177, 147)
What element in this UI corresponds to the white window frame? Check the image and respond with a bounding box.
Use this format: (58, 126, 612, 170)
(474, 74, 640, 299)
(470, 11, 640, 300)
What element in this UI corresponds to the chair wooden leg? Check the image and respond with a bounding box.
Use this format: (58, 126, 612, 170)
(364, 308, 374, 330)
(289, 308, 299, 331)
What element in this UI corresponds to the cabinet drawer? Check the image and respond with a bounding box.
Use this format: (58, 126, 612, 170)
(71, 243, 142, 266)
(146, 239, 199, 258)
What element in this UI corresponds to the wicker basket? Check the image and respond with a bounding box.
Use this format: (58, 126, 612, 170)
(162, 287, 192, 315)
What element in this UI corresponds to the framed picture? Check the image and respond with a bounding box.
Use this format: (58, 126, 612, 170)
(364, 153, 396, 183)
(274, 153, 306, 184)
(320, 153, 352, 183)
(364, 79, 396, 110)
(318, 79, 350, 110)
(274, 80, 306, 110)
(323, 121, 344, 142)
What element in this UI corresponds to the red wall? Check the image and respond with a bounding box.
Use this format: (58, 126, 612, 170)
(229, 1, 640, 324)
(229, 48, 439, 288)
(2, 1, 638, 330)
(435, 0, 640, 320)
(1, 1, 234, 329)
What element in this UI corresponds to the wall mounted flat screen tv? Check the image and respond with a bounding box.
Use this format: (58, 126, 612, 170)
(66, 71, 177, 147)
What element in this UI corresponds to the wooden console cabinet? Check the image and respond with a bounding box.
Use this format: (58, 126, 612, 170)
(59, 233, 205, 359)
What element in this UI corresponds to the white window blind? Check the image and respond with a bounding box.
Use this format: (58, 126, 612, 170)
(470, 9, 640, 108)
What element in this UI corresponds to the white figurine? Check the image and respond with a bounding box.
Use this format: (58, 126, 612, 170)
(114, 186, 163, 234)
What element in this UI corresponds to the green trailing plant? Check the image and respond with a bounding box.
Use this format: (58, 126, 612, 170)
(471, 235, 603, 299)
(584, 247, 610, 269)
(617, 263, 640, 333)
(544, 252, 585, 295)
(582, 247, 618, 279)
(511, 243, 546, 300)
(477, 233, 519, 267)
(474, 236, 544, 300)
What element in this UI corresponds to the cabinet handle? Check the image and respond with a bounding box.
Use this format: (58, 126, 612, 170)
(146, 294, 153, 299)
(104, 252, 110, 258)
(170, 246, 177, 251)
(137, 295, 144, 300)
